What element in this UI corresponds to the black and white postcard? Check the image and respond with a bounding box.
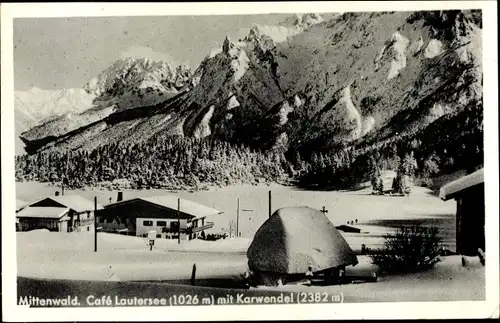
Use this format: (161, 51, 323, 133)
(2, 1, 498, 321)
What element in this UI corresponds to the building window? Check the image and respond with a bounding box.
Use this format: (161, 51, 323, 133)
(87, 227, 90, 231)
(143, 220, 153, 226)
(156, 234, 161, 238)
(157, 221, 167, 227)
(170, 221, 179, 233)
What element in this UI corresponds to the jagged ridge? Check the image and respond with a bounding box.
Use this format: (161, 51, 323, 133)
(18, 10, 482, 162)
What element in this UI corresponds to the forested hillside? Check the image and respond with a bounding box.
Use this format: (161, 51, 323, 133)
(15, 97, 482, 190)
(15, 136, 293, 190)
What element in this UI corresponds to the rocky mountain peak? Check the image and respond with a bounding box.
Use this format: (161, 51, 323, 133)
(83, 56, 191, 98)
(280, 13, 324, 28)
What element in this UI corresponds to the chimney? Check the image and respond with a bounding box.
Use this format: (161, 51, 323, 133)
(55, 191, 60, 196)
(117, 192, 123, 202)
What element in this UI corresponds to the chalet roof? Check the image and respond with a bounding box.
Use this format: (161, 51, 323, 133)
(29, 195, 103, 213)
(16, 206, 70, 219)
(439, 168, 484, 201)
(16, 199, 27, 211)
(105, 195, 222, 218)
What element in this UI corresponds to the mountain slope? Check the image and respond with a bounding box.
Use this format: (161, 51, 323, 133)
(19, 57, 192, 153)
(19, 10, 482, 161)
(14, 87, 95, 154)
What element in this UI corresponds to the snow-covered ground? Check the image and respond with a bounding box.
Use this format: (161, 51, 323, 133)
(16, 230, 484, 302)
(14, 181, 484, 302)
(254, 255, 485, 302)
(17, 230, 249, 281)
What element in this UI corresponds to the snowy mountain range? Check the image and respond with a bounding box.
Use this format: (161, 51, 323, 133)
(17, 11, 482, 158)
(14, 87, 95, 154)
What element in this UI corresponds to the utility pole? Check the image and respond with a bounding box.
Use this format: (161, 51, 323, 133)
(236, 198, 240, 238)
(268, 190, 272, 218)
(177, 198, 181, 245)
(94, 196, 97, 252)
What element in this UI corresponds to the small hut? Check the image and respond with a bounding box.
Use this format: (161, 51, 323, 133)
(439, 168, 485, 256)
(247, 206, 358, 286)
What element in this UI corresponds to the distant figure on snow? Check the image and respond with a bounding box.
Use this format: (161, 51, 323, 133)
(243, 271, 252, 289)
(305, 266, 314, 278)
(338, 266, 346, 284)
(305, 266, 314, 285)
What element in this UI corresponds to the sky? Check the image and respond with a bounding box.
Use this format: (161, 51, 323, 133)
(13, 14, 290, 91)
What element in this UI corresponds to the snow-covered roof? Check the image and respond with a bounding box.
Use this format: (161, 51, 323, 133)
(439, 168, 484, 201)
(16, 206, 70, 219)
(29, 195, 103, 213)
(248, 206, 358, 274)
(105, 195, 222, 219)
(16, 199, 27, 211)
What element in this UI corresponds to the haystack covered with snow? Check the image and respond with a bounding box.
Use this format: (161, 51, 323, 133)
(247, 207, 358, 275)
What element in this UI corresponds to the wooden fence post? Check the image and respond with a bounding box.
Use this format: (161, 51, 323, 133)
(191, 263, 197, 285)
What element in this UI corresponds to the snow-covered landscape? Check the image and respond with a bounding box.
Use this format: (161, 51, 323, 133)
(16, 178, 457, 248)
(16, 179, 485, 302)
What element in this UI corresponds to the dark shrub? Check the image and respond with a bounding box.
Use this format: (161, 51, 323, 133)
(370, 226, 442, 274)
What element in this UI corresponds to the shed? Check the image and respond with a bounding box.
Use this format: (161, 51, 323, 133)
(16, 206, 71, 232)
(439, 168, 485, 256)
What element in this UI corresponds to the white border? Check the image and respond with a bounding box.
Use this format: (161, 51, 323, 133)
(2, 1, 498, 321)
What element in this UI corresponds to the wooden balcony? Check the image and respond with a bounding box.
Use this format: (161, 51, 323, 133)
(191, 222, 214, 233)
